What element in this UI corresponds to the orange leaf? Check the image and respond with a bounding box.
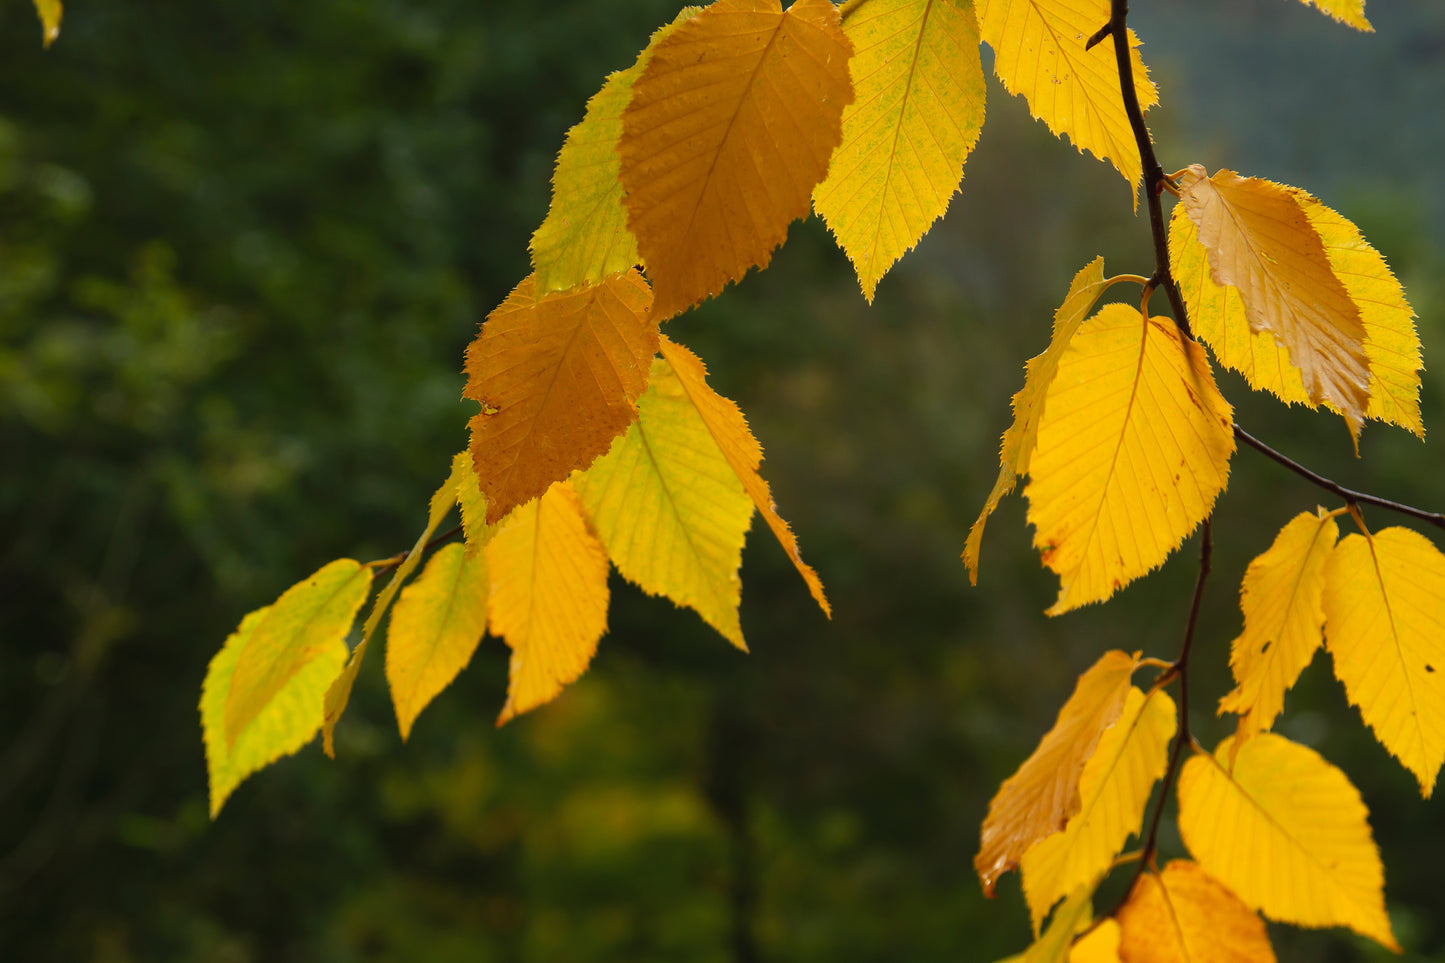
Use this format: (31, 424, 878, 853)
(976, 650, 1139, 895)
(1117, 860, 1276, 963)
(658, 335, 829, 615)
(1175, 166, 1369, 437)
(464, 271, 658, 524)
(619, 0, 854, 321)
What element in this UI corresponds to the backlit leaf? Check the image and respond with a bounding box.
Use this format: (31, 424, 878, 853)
(464, 271, 658, 523)
(1324, 526, 1445, 796)
(529, 9, 701, 293)
(1024, 305, 1234, 614)
(33, 0, 61, 46)
(813, 0, 986, 301)
(658, 335, 830, 615)
(1177, 733, 1397, 950)
(965, 256, 1111, 582)
(1021, 686, 1176, 929)
(1218, 509, 1339, 741)
(619, 0, 854, 321)
(1069, 920, 1121, 963)
(574, 356, 754, 649)
(387, 542, 490, 741)
(487, 480, 610, 723)
(1296, 0, 1370, 31)
(975, 0, 1157, 192)
(1020, 883, 1099, 963)
(976, 649, 1139, 896)
(1174, 166, 1369, 437)
(202, 607, 349, 816)
(1117, 860, 1276, 963)
(1170, 188, 1420, 436)
(224, 558, 372, 751)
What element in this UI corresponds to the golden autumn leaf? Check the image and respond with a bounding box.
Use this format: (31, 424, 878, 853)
(1174, 165, 1370, 437)
(33, 0, 61, 46)
(1218, 509, 1339, 741)
(202, 607, 350, 816)
(658, 335, 830, 615)
(487, 480, 610, 723)
(1170, 189, 1420, 437)
(1296, 0, 1370, 31)
(813, 0, 986, 301)
(464, 271, 658, 524)
(223, 558, 373, 752)
(975, 0, 1157, 192)
(1324, 526, 1445, 796)
(386, 542, 490, 741)
(574, 356, 755, 649)
(1177, 733, 1397, 950)
(1021, 686, 1176, 930)
(1069, 920, 1121, 963)
(321, 453, 478, 755)
(965, 257, 1112, 581)
(619, 0, 854, 321)
(1024, 305, 1234, 615)
(529, 8, 701, 293)
(976, 650, 1139, 896)
(1117, 860, 1276, 963)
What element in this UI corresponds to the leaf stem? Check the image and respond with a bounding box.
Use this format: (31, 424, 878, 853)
(365, 522, 464, 572)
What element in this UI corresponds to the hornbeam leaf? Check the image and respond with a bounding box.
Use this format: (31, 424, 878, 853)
(619, 0, 854, 321)
(1218, 509, 1339, 741)
(658, 335, 830, 615)
(965, 256, 1110, 582)
(1068, 920, 1121, 963)
(202, 606, 350, 816)
(1024, 305, 1234, 614)
(1019, 882, 1099, 963)
(1170, 188, 1420, 436)
(386, 542, 490, 741)
(1117, 860, 1277, 963)
(33, 0, 61, 46)
(574, 356, 755, 649)
(464, 271, 658, 524)
(529, 8, 702, 293)
(1296, 0, 1371, 31)
(1021, 686, 1176, 930)
(976, 650, 1139, 896)
(487, 480, 610, 723)
(1177, 733, 1397, 950)
(1175, 166, 1370, 438)
(224, 558, 373, 752)
(813, 0, 986, 302)
(1324, 526, 1445, 796)
(975, 0, 1157, 193)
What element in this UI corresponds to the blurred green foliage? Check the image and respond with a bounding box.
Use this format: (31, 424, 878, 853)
(1, 0, 1442, 960)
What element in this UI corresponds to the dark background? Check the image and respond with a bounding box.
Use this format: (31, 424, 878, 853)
(1, 0, 1442, 959)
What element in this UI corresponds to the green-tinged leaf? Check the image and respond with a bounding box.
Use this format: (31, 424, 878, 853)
(1020, 882, 1099, 963)
(574, 355, 755, 649)
(387, 542, 490, 740)
(202, 607, 350, 816)
(224, 558, 372, 750)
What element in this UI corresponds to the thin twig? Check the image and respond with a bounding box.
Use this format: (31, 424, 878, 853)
(365, 522, 464, 573)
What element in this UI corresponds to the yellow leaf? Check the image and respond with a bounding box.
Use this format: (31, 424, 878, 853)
(487, 480, 610, 723)
(813, 0, 986, 301)
(1069, 920, 1121, 963)
(529, 9, 701, 293)
(321, 454, 476, 755)
(1020, 883, 1099, 963)
(659, 335, 830, 615)
(619, 0, 854, 321)
(574, 356, 755, 649)
(464, 271, 659, 524)
(1324, 526, 1445, 796)
(34, 0, 61, 46)
(1295, 0, 1371, 31)
(1177, 733, 1397, 950)
(965, 257, 1111, 582)
(224, 558, 372, 751)
(1218, 509, 1339, 741)
(976, 650, 1139, 895)
(975, 0, 1157, 192)
(386, 542, 490, 741)
(1117, 860, 1276, 963)
(1021, 686, 1176, 930)
(454, 451, 491, 558)
(1170, 190, 1421, 437)
(1024, 305, 1234, 614)
(201, 607, 349, 817)
(1174, 166, 1369, 437)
